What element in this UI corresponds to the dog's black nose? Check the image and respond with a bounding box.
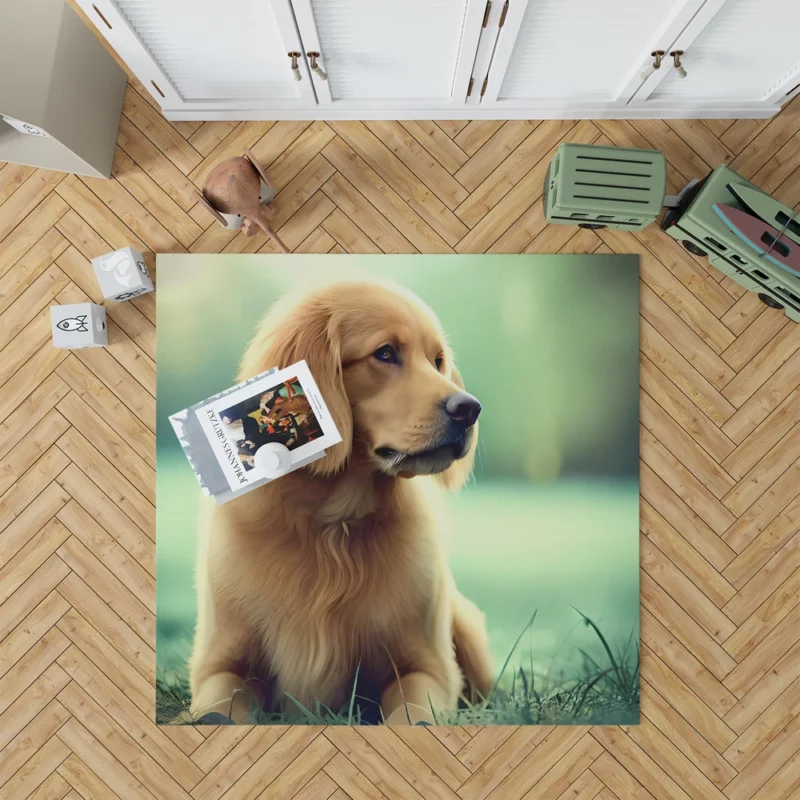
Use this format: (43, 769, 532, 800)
(444, 392, 481, 429)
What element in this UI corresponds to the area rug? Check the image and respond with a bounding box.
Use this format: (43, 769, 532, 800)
(155, 254, 640, 726)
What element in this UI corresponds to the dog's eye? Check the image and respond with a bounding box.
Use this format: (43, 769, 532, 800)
(373, 345, 398, 364)
(435, 355, 444, 371)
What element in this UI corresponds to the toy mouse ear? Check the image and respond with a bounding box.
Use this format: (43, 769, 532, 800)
(196, 190, 229, 228)
(244, 149, 273, 189)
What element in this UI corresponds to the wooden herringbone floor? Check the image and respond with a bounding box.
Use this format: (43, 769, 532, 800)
(3, 36, 800, 800)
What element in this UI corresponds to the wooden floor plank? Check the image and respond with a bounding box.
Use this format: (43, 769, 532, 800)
(724, 542, 800, 632)
(0, 733, 71, 800)
(640, 319, 736, 427)
(56, 716, 159, 800)
(56, 572, 154, 681)
(329, 121, 468, 246)
(0, 663, 70, 754)
(729, 96, 800, 178)
(56, 608, 154, 716)
(400, 121, 469, 175)
(453, 121, 539, 192)
(111, 147, 203, 249)
(209, 727, 322, 800)
(454, 120, 578, 229)
(630, 119, 712, 183)
(56, 656, 202, 794)
(0, 589, 70, 682)
(724, 638, 800, 734)
(190, 727, 287, 798)
(0, 163, 36, 207)
(452, 121, 505, 156)
(641, 536, 736, 643)
(365, 120, 469, 210)
(0, 192, 69, 277)
(55, 463, 154, 575)
(323, 751, 390, 800)
(436, 120, 470, 139)
(116, 115, 200, 212)
(187, 121, 239, 157)
(322, 138, 451, 253)
(0, 697, 70, 789)
(57, 753, 122, 799)
(56, 426, 153, 536)
(0, 228, 68, 316)
(0, 170, 66, 244)
(259, 122, 334, 189)
(121, 85, 202, 176)
(640, 678, 737, 789)
(322, 173, 415, 254)
(322, 208, 382, 254)
(641, 500, 736, 608)
(641, 392, 735, 500)
(0, 479, 70, 564)
(724, 678, 800, 772)
(0, 264, 69, 347)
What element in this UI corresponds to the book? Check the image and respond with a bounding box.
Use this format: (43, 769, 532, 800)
(170, 360, 342, 504)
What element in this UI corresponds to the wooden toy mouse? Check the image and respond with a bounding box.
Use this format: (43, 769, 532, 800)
(198, 149, 289, 253)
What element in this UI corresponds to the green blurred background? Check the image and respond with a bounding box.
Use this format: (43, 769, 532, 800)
(156, 254, 640, 703)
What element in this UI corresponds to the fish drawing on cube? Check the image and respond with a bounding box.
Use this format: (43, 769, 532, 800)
(51, 303, 107, 349)
(92, 246, 154, 301)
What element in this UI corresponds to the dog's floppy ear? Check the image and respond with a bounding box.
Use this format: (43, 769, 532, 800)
(436, 364, 478, 492)
(238, 296, 353, 476)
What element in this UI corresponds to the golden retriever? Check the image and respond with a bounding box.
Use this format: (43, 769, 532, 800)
(189, 281, 494, 724)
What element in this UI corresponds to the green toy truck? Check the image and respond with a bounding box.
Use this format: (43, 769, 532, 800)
(660, 164, 800, 322)
(544, 142, 800, 322)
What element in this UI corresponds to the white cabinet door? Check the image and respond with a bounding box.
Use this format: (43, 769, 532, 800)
(76, 0, 793, 118)
(640, 0, 800, 107)
(77, 0, 317, 113)
(479, 0, 706, 111)
(288, 0, 487, 109)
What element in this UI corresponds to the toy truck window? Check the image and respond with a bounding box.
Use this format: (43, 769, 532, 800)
(777, 287, 800, 306)
(704, 236, 727, 251)
(776, 212, 800, 239)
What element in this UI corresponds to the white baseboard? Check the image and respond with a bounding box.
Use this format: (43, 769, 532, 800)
(162, 103, 781, 121)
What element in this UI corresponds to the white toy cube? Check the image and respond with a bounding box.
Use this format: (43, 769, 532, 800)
(91, 246, 154, 301)
(51, 303, 107, 349)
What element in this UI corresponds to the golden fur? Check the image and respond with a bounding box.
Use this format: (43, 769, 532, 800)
(189, 281, 494, 724)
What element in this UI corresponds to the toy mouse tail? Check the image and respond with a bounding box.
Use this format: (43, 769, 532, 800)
(255, 215, 290, 254)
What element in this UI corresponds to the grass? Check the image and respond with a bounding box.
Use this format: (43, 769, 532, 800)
(156, 609, 639, 726)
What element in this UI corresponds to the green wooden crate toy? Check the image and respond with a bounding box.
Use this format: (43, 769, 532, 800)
(544, 143, 667, 231)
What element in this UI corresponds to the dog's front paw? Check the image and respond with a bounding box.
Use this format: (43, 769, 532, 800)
(195, 711, 237, 725)
(384, 704, 437, 726)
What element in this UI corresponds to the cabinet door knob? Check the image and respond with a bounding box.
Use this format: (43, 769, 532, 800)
(670, 50, 687, 79)
(640, 50, 665, 81)
(307, 52, 328, 81)
(288, 52, 302, 81)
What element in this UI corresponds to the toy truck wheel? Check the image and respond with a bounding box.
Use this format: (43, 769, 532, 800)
(682, 240, 707, 257)
(578, 223, 606, 230)
(758, 293, 784, 310)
